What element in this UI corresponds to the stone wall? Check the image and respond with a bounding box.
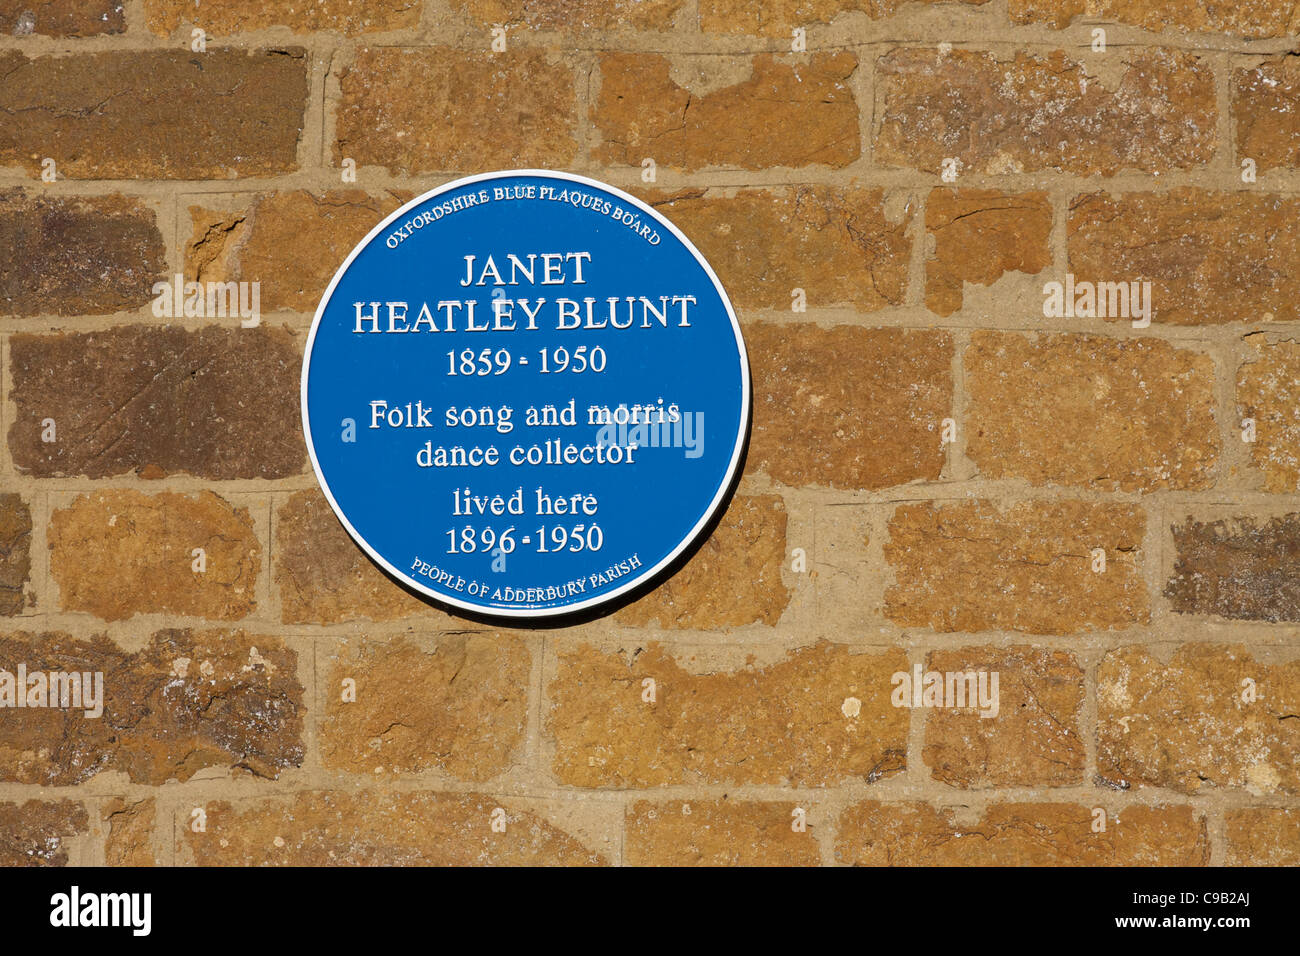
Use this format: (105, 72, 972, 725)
(0, 0, 1297, 865)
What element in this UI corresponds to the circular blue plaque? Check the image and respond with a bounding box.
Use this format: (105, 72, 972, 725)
(302, 170, 750, 618)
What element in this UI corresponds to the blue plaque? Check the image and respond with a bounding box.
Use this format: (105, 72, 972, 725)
(302, 170, 750, 618)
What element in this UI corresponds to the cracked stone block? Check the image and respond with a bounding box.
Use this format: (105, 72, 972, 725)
(185, 190, 406, 314)
(1068, 189, 1300, 325)
(10, 326, 305, 480)
(923, 646, 1085, 788)
(103, 798, 159, 866)
(925, 188, 1052, 316)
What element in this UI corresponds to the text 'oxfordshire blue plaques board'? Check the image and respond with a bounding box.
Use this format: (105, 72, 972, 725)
(302, 170, 750, 618)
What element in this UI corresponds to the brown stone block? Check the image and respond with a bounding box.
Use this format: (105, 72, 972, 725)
(1010, 0, 1300, 39)
(613, 494, 790, 629)
(922, 646, 1085, 788)
(1166, 514, 1300, 622)
(103, 798, 159, 866)
(965, 331, 1219, 492)
(0, 50, 308, 179)
(1099, 644, 1300, 794)
(455, 0, 682, 29)
(0, 629, 303, 785)
(0, 0, 124, 36)
(746, 323, 953, 490)
(700, 0, 988, 35)
(1238, 341, 1300, 492)
(884, 499, 1149, 634)
(276, 490, 452, 625)
(0, 192, 165, 316)
(1236, 58, 1300, 171)
(876, 48, 1214, 175)
(925, 189, 1052, 317)
(626, 799, 820, 866)
(836, 801, 1209, 865)
(10, 326, 305, 480)
(182, 791, 605, 865)
(0, 801, 88, 866)
(50, 491, 261, 622)
(144, 0, 419, 34)
(0, 495, 31, 617)
(650, 186, 910, 312)
(1224, 808, 1300, 865)
(549, 641, 908, 787)
(335, 48, 578, 174)
(1067, 189, 1300, 325)
(186, 190, 405, 313)
(320, 633, 531, 781)
(594, 51, 859, 171)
